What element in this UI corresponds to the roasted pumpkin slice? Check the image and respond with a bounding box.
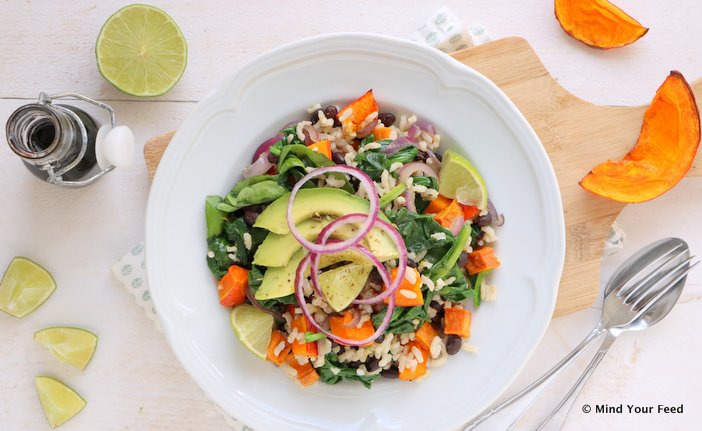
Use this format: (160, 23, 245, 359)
(555, 0, 648, 48)
(580, 71, 700, 203)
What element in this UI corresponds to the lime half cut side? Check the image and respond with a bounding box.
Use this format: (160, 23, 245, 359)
(96, 4, 188, 97)
(230, 304, 274, 360)
(35, 376, 87, 429)
(0, 257, 56, 318)
(438, 149, 489, 210)
(35, 327, 99, 371)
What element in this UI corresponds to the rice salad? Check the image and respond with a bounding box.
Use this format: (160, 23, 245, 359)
(204, 90, 504, 388)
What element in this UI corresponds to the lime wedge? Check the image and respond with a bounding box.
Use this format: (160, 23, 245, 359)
(35, 376, 87, 429)
(95, 4, 187, 97)
(0, 257, 56, 318)
(230, 304, 274, 360)
(320, 263, 372, 312)
(438, 149, 488, 210)
(35, 327, 99, 371)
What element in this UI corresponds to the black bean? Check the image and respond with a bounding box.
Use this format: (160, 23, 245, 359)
(417, 151, 430, 162)
(331, 151, 346, 165)
(429, 300, 442, 311)
(309, 108, 323, 124)
(431, 310, 444, 328)
(323, 106, 341, 127)
(445, 335, 462, 355)
(350, 177, 360, 191)
(381, 367, 399, 378)
(368, 267, 383, 285)
(374, 333, 385, 344)
(347, 361, 362, 369)
(457, 252, 469, 268)
(267, 152, 278, 163)
(378, 112, 396, 127)
(366, 358, 380, 372)
(243, 204, 265, 225)
(407, 260, 417, 268)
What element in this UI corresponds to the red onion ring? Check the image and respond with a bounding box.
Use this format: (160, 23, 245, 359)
(286, 166, 379, 254)
(303, 124, 321, 145)
(381, 136, 414, 155)
(342, 308, 361, 328)
(398, 161, 438, 184)
(403, 189, 417, 213)
(243, 153, 274, 178)
(356, 119, 378, 139)
(246, 288, 284, 323)
(310, 214, 407, 305)
(449, 213, 465, 236)
(407, 124, 420, 140)
(414, 120, 436, 136)
(488, 199, 505, 226)
(295, 253, 396, 346)
(252, 134, 283, 162)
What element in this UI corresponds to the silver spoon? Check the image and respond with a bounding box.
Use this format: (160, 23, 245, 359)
(534, 237, 696, 430)
(464, 237, 696, 430)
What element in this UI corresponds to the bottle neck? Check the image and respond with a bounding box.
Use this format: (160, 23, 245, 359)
(6, 103, 83, 168)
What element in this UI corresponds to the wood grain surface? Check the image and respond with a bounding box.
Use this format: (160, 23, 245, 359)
(142, 37, 702, 317)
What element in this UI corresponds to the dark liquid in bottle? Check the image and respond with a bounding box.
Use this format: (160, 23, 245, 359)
(23, 105, 99, 182)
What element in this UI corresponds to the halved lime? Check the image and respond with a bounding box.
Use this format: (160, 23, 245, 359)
(34, 327, 98, 371)
(230, 304, 274, 360)
(319, 263, 372, 312)
(0, 257, 56, 318)
(95, 4, 188, 97)
(35, 376, 87, 429)
(438, 149, 488, 210)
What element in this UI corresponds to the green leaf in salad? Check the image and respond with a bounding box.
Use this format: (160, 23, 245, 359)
(216, 175, 288, 213)
(277, 144, 352, 192)
(316, 352, 380, 389)
(353, 151, 387, 181)
(386, 208, 454, 265)
(206, 236, 232, 279)
(371, 302, 428, 335)
(304, 332, 326, 343)
(428, 223, 472, 281)
(360, 133, 375, 146)
(205, 196, 227, 238)
(436, 265, 477, 303)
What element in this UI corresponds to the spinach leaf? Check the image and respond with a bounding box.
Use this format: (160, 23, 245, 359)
(360, 133, 375, 146)
(437, 265, 477, 303)
(218, 175, 288, 212)
(429, 224, 472, 280)
(386, 208, 454, 264)
(206, 236, 232, 279)
(387, 146, 418, 165)
(277, 144, 352, 192)
(316, 352, 380, 389)
(247, 265, 296, 309)
(353, 151, 387, 181)
(371, 303, 428, 334)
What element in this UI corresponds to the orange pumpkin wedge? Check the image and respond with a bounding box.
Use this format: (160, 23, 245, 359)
(580, 71, 700, 203)
(555, 0, 648, 49)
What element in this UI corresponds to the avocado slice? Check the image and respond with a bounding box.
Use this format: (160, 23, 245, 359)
(255, 248, 377, 301)
(319, 263, 372, 312)
(254, 188, 385, 234)
(253, 216, 398, 267)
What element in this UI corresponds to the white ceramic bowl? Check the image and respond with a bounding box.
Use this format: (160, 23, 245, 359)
(146, 33, 565, 431)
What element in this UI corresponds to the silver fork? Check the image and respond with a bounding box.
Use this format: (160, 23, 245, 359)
(465, 238, 696, 430)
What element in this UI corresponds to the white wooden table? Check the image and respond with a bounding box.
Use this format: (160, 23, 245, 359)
(1, 1, 701, 430)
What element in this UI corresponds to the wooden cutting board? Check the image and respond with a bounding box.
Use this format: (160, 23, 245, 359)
(143, 37, 702, 317)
